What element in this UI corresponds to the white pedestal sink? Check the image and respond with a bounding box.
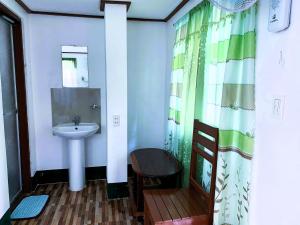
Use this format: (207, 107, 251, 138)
(53, 123, 99, 191)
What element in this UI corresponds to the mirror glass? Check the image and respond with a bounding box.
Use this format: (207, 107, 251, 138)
(61, 46, 88, 87)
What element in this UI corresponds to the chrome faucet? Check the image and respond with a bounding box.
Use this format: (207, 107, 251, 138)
(72, 115, 81, 126)
(90, 104, 100, 110)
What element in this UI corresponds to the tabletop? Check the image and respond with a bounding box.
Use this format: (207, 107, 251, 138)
(130, 148, 182, 178)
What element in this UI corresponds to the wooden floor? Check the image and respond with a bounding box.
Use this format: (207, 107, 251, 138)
(12, 180, 140, 225)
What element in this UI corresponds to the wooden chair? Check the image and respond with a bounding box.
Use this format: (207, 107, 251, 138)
(144, 120, 219, 225)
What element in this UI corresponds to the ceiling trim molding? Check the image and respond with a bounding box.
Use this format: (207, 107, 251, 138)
(15, 0, 190, 22)
(31, 11, 105, 19)
(164, 0, 189, 21)
(100, 0, 131, 12)
(127, 17, 165, 22)
(15, 0, 32, 13)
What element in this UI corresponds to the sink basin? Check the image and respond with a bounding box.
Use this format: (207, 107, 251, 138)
(53, 123, 99, 139)
(52, 122, 99, 191)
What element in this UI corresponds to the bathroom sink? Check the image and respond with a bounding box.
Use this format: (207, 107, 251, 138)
(52, 122, 99, 191)
(53, 123, 99, 140)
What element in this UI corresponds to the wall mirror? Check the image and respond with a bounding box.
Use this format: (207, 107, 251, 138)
(61, 46, 89, 87)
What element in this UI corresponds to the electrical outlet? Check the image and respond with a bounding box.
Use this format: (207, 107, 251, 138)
(113, 115, 120, 127)
(272, 96, 285, 119)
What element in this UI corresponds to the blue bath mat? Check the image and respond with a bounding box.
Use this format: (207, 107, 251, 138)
(11, 195, 49, 220)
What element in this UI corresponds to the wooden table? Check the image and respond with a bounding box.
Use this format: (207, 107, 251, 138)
(130, 148, 182, 216)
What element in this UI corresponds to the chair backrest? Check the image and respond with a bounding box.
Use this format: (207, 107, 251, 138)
(189, 119, 219, 225)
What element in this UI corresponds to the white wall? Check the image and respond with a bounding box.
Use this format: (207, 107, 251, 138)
(105, 4, 128, 183)
(128, 21, 167, 152)
(28, 15, 168, 171)
(250, 1, 300, 225)
(29, 15, 107, 170)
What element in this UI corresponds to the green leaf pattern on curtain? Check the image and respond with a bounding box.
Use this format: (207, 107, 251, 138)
(166, 1, 256, 225)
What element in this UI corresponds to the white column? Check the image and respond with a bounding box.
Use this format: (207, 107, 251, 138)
(105, 3, 128, 183)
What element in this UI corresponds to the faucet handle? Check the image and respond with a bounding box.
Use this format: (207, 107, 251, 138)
(90, 104, 100, 110)
(72, 115, 81, 125)
(73, 115, 80, 120)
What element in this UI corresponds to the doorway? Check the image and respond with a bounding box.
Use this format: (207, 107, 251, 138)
(0, 4, 31, 201)
(0, 15, 22, 203)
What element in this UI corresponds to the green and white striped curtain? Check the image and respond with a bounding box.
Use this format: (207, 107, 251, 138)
(167, 14, 189, 163)
(167, 1, 256, 225)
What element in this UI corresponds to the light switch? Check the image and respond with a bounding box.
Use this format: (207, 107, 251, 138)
(272, 96, 285, 119)
(113, 115, 120, 127)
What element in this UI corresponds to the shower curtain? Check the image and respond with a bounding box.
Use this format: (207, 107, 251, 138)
(166, 1, 256, 225)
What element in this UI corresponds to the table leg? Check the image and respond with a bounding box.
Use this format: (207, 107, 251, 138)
(133, 172, 137, 201)
(136, 174, 144, 212)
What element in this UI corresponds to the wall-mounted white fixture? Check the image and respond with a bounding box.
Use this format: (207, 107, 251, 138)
(53, 123, 99, 191)
(268, 0, 292, 32)
(209, 0, 257, 12)
(113, 115, 120, 127)
(272, 96, 285, 120)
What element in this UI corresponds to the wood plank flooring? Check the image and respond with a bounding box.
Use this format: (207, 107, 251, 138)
(12, 180, 140, 225)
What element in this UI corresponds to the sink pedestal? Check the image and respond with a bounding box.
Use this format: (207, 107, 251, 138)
(68, 139, 86, 191)
(52, 123, 99, 192)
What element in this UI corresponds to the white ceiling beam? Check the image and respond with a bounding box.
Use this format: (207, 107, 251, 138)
(100, 0, 131, 12)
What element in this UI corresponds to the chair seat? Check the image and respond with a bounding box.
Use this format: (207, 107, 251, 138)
(144, 188, 209, 225)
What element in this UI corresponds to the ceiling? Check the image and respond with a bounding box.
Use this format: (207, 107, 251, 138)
(21, 0, 183, 19)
